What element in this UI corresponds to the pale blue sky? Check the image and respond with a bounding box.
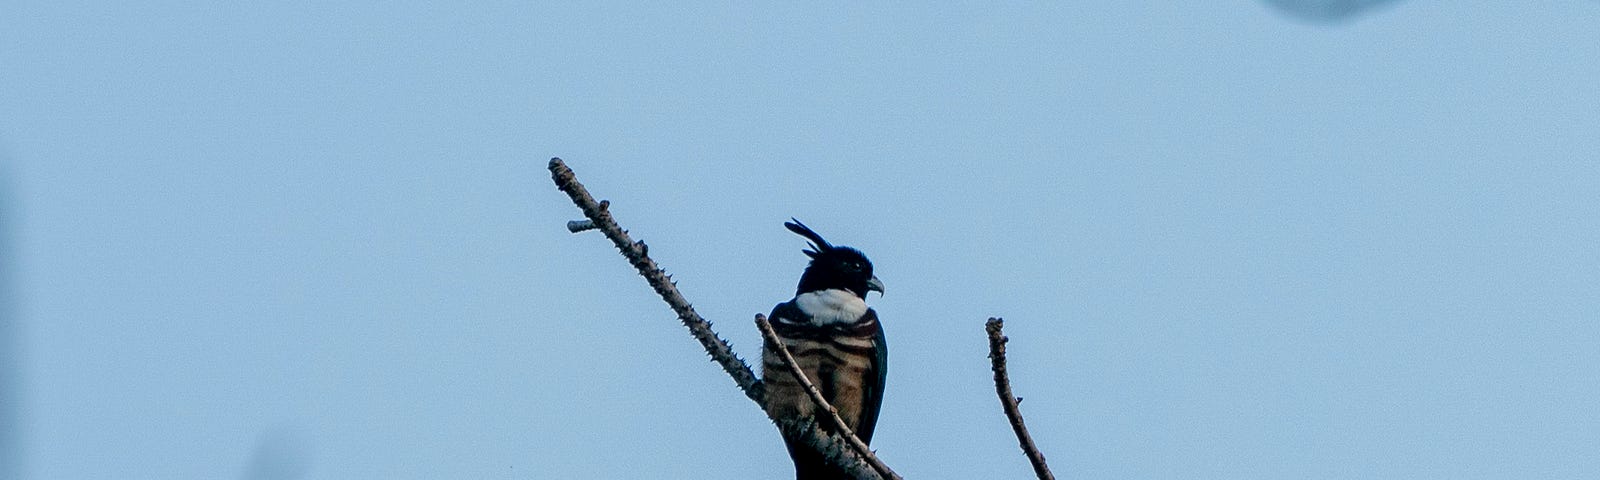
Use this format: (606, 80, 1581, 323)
(3, 2, 1598, 479)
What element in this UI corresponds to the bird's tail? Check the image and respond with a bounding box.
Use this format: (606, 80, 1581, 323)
(783, 435, 852, 480)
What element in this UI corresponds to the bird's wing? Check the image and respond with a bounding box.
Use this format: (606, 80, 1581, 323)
(853, 308, 888, 444)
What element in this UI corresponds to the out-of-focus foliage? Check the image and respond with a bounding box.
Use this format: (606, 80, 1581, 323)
(1263, 0, 1403, 22)
(242, 428, 313, 480)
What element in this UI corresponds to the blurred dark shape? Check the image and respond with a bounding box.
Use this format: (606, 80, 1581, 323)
(242, 427, 313, 480)
(1, 153, 18, 480)
(1262, 0, 1403, 22)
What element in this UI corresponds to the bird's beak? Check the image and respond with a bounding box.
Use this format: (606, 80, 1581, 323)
(866, 276, 885, 296)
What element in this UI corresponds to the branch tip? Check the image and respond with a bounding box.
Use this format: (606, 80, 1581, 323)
(547, 158, 763, 403)
(986, 317, 1057, 480)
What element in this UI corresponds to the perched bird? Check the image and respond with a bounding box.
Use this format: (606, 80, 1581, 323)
(763, 219, 887, 480)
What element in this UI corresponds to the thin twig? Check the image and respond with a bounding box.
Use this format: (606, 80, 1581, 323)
(549, 158, 894, 479)
(548, 157, 764, 402)
(756, 315, 903, 480)
(986, 318, 1056, 480)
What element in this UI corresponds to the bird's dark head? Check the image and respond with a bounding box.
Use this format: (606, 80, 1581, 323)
(785, 219, 884, 298)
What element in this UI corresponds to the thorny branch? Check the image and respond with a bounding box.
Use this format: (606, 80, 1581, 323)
(548, 157, 764, 401)
(986, 318, 1057, 480)
(549, 157, 892, 479)
(757, 314, 903, 480)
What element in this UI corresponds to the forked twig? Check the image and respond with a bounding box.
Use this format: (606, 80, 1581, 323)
(756, 314, 903, 480)
(986, 318, 1056, 480)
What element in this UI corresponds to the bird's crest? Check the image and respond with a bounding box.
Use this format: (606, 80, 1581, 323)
(784, 218, 834, 258)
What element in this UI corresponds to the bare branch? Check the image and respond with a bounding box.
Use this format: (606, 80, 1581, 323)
(548, 157, 763, 402)
(986, 318, 1056, 480)
(548, 158, 896, 479)
(756, 315, 903, 480)
(775, 419, 886, 480)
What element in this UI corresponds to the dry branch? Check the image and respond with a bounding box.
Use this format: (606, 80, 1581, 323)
(756, 314, 902, 480)
(548, 157, 894, 479)
(549, 157, 764, 401)
(986, 318, 1057, 480)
